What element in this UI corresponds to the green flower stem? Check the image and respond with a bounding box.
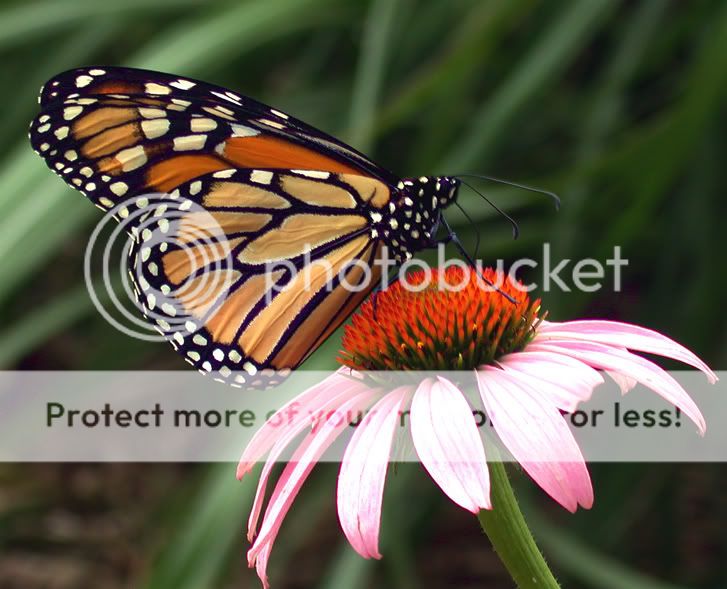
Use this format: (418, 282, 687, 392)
(477, 443, 560, 589)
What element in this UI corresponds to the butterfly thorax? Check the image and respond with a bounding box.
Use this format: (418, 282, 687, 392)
(374, 176, 459, 262)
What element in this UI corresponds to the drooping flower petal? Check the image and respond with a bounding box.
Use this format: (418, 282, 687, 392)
(252, 542, 273, 589)
(606, 370, 638, 393)
(529, 339, 706, 434)
(536, 320, 717, 383)
(498, 351, 603, 412)
(247, 379, 376, 542)
(237, 368, 366, 479)
(337, 386, 412, 559)
(248, 389, 378, 585)
(476, 366, 593, 512)
(410, 377, 491, 512)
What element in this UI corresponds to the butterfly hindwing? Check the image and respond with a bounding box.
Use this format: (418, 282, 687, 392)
(126, 168, 386, 386)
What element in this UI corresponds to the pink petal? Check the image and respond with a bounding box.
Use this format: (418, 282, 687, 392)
(253, 542, 273, 589)
(337, 386, 412, 559)
(529, 339, 706, 434)
(410, 377, 491, 513)
(247, 381, 373, 542)
(248, 390, 377, 582)
(476, 366, 593, 512)
(237, 368, 365, 479)
(536, 320, 717, 383)
(499, 350, 603, 412)
(606, 370, 637, 393)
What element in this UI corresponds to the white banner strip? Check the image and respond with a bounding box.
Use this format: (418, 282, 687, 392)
(0, 370, 722, 462)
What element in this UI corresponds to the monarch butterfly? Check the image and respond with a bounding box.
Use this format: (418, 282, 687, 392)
(29, 66, 468, 388)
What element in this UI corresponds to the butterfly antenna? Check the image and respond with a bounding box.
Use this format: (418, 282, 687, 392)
(455, 173, 560, 210)
(454, 201, 481, 259)
(439, 215, 518, 304)
(458, 179, 519, 240)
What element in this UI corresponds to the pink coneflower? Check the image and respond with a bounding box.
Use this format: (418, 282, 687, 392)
(237, 267, 716, 587)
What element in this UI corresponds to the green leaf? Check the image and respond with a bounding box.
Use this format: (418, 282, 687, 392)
(442, 0, 615, 170)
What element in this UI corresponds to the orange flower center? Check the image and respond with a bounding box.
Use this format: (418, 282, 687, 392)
(339, 266, 544, 371)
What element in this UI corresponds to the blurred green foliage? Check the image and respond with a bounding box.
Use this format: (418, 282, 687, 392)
(0, 0, 725, 587)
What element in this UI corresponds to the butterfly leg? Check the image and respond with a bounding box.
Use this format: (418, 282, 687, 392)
(439, 216, 517, 304)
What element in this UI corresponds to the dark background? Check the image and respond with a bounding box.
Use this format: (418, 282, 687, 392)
(0, 0, 725, 587)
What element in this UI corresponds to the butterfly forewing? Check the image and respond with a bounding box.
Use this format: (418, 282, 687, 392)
(30, 68, 396, 216)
